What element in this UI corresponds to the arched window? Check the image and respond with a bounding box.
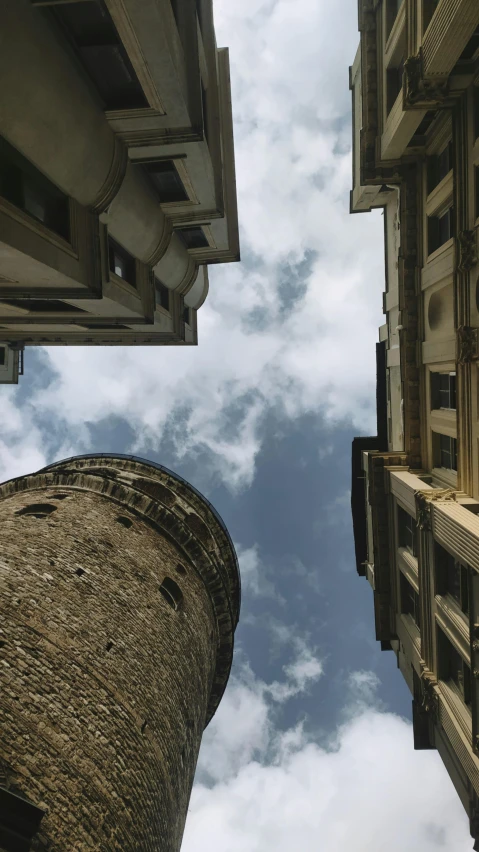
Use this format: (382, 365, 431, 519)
(159, 577, 183, 611)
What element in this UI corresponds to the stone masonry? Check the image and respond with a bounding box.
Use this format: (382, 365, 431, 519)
(0, 454, 240, 852)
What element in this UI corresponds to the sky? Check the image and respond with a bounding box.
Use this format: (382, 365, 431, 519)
(0, 0, 474, 849)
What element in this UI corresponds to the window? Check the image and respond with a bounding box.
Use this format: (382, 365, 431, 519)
(0, 347, 5, 366)
(436, 434, 458, 471)
(474, 87, 479, 141)
(423, 0, 439, 34)
(386, 0, 402, 39)
(431, 372, 456, 410)
(398, 506, 417, 556)
(51, 0, 148, 110)
(0, 137, 69, 240)
(386, 57, 405, 115)
(143, 160, 189, 204)
(427, 142, 452, 194)
(108, 237, 136, 287)
(16, 503, 58, 518)
(0, 299, 85, 313)
(400, 572, 421, 627)
(159, 577, 183, 610)
(176, 226, 209, 250)
(155, 279, 170, 312)
(435, 542, 469, 615)
(183, 306, 191, 326)
(428, 207, 454, 255)
(438, 627, 471, 706)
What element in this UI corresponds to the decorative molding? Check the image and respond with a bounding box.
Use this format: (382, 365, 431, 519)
(420, 668, 440, 723)
(457, 326, 479, 365)
(415, 488, 457, 531)
(92, 136, 128, 214)
(403, 51, 448, 109)
(457, 229, 478, 273)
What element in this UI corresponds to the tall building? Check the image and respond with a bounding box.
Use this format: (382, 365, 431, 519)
(0, 0, 239, 383)
(0, 454, 240, 851)
(350, 1, 479, 846)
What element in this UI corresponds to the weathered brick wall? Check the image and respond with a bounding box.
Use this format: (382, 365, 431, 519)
(0, 457, 240, 852)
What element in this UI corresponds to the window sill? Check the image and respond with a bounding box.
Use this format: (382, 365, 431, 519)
(426, 170, 453, 218)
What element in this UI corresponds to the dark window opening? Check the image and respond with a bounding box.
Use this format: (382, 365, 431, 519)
(176, 226, 209, 250)
(16, 503, 58, 518)
(398, 506, 417, 556)
(75, 567, 85, 577)
(438, 626, 471, 706)
(427, 141, 453, 194)
(428, 207, 454, 255)
(386, 0, 402, 39)
(106, 641, 114, 652)
(459, 27, 479, 61)
(155, 279, 170, 312)
(116, 515, 133, 528)
(386, 57, 405, 114)
(0, 136, 70, 240)
(0, 347, 5, 366)
(431, 372, 456, 410)
(435, 542, 469, 615)
(176, 563, 187, 576)
(159, 576, 183, 610)
(400, 572, 421, 628)
(51, 0, 148, 110)
(183, 306, 191, 326)
(474, 88, 479, 141)
(0, 299, 86, 313)
(436, 433, 457, 471)
(407, 110, 435, 147)
(108, 237, 136, 287)
(143, 160, 189, 204)
(50, 494, 69, 500)
(423, 0, 439, 34)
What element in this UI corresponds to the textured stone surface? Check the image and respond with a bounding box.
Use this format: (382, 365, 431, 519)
(0, 456, 240, 852)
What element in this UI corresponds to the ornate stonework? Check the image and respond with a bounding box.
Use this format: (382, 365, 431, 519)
(414, 489, 457, 531)
(457, 229, 478, 273)
(420, 669, 440, 723)
(403, 52, 448, 109)
(457, 326, 479, 365)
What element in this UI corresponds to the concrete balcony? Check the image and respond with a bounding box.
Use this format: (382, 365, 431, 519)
(423, 0, 479, 79)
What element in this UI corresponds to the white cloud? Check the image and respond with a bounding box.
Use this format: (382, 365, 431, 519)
(185, 664, 471, 852)
(0, 0, 384, 490)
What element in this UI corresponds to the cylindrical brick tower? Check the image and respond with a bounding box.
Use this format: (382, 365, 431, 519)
(0, 454, 240, 852)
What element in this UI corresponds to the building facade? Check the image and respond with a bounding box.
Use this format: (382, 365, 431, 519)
(0, 0, 239, 383)
(350, 0, 479, 846)
(0, 454, 240, 851)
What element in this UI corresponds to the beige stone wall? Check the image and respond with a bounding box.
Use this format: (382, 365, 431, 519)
(0, 457, 239, 851)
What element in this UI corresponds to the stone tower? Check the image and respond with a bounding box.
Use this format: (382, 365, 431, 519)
(0, 454, 240, 852)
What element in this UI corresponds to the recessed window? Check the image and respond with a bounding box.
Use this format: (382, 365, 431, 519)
(16, 503, 58, 518)
(108, 237, 136, 287)
(428, 207, 454, 255)
(159, 576, 183, 610)
(143, 160, 189, 204)
(176, 226, 209, 250)
(435, 433, 458, 471)
(0, 347, 5, 367)
(0, 136, 70, 240)
(435, 542, 469, 615)
(437, 626, 471, 706)
(116, 515, 133, 528)
(183, 306, 191, 326)
(386, 0, 402, 38)
(459, 26, 479, 61)
(431, 372, 456, 410)
(155, 279, 170, 312)
(397, 506, 417, 557)
(474, 87, 479, 141)
(51, 0, 148, 110)
(1, 299, 86, 313)
(386, 57, 405, 115)
(400, 572, 421, 627)
(427, 141, 452, 194)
